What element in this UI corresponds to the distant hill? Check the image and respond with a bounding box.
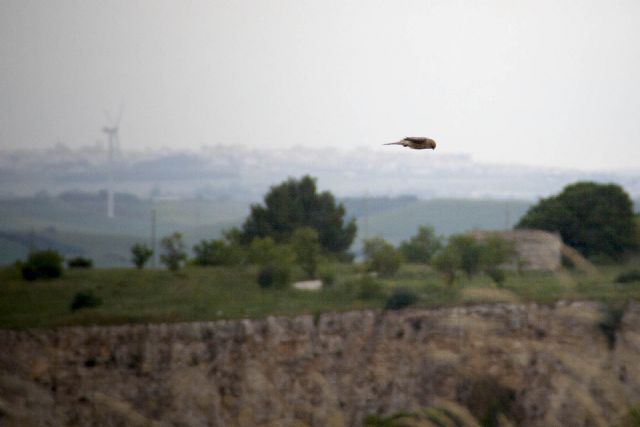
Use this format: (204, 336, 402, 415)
(352, 198, 532, 246)
(0, 192, 248, 267)
(1, 192, 532, 266)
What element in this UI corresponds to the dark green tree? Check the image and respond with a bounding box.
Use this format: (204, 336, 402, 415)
(517, 182, 637, 259)
(239, 176, 356, 254)
(399, 225, 442, 264)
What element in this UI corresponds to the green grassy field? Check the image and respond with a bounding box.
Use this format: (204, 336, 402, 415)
(1, 261, 638, 330)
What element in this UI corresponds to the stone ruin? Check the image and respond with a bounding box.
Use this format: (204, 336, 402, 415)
(470, 228, 563, 271)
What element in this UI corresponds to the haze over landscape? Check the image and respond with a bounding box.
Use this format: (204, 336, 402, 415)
(3, 3, 640, 426)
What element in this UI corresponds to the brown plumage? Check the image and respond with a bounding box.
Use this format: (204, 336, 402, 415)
(384, 137, 436, 150)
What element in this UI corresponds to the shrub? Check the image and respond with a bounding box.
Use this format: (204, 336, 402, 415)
(385, 287, 418, 310)
(70, 291, 102, 311)
(399, 225, 442, 264)
(487, 268, 506, 287)
(257, 264, 290, 289)
(615, 269, 640, 284)
(356, 276, 384, 300)
(449, 235, 482, 279)
(193, 238, 245, 266)
(319, 269, 336, 287)
(21, 250, 64, 281)
(248, 236, 294, 267)
(131, 243, 153, 269)
(67, 256, 93, 269)
(480, 235, 515, 273)
(291, 227, 321, 278)
(432, 245, 460, 286)
(363, 237, 403, 277)
(160, 233, 187, 271)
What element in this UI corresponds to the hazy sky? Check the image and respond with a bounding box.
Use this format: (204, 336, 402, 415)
(1, 0, 639, 171)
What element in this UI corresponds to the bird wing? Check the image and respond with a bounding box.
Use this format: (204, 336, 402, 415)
(405, 137, 428, 143)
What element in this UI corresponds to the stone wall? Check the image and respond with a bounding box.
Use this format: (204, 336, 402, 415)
(1, 302, 639, 427)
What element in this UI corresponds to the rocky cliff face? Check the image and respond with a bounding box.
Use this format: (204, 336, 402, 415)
(1, 301, 639, 427)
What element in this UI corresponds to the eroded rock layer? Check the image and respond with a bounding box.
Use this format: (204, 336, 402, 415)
(1, 301, 639, 426)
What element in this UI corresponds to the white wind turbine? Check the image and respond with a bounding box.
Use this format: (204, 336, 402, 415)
(102, 105, 123, 219)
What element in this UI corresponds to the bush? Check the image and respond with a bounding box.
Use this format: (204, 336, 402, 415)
(615, 269, 640, 284)
(385, 287, 418, 310)
(257, 264, 290, 289)
(248, 236, 294, 267)
(487, 268, 506, 287)
(432, 244, 459, 286)
(21, 250, 64, 281)
(399, 225, 442, 264)
(131, 243, 153, 269)
(70, 291, 102, 311)
(319, 269, 336, 287)
(449, 235, 482, 279)
(160, 233, 187, 271)
(193, 238, 245, 266)
(363, 237, 403, 277)
(67, 256, 93, 269)
(291, 227, 321, 279)
(356, 276, 384, 300)
(480, 235, 515, 273)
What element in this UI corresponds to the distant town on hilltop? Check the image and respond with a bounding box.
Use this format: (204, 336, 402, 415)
(1, 144, 639, 201)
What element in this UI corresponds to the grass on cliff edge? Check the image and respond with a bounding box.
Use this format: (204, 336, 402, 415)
(0, 261, 639, 329)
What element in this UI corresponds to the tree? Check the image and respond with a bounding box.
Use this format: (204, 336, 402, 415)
(131, 243, 153, 269)
(517, 182, 637, 259)
(480, 234, 516, 286)
(432, 234, 482, 284)
(160, 233, 187, 271)
(239, 176, 357, 254)
(432, 244, 460, 286)
(363, 237, 403, 277)
(399, 225, 442, 264)
(291, 227, 321, 278)
(448, 234, 482, 279)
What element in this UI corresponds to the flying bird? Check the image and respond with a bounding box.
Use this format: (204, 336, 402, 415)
(384, 137, 436, 150)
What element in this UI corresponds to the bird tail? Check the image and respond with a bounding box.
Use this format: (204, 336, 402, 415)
(383, 141, 405, 146)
